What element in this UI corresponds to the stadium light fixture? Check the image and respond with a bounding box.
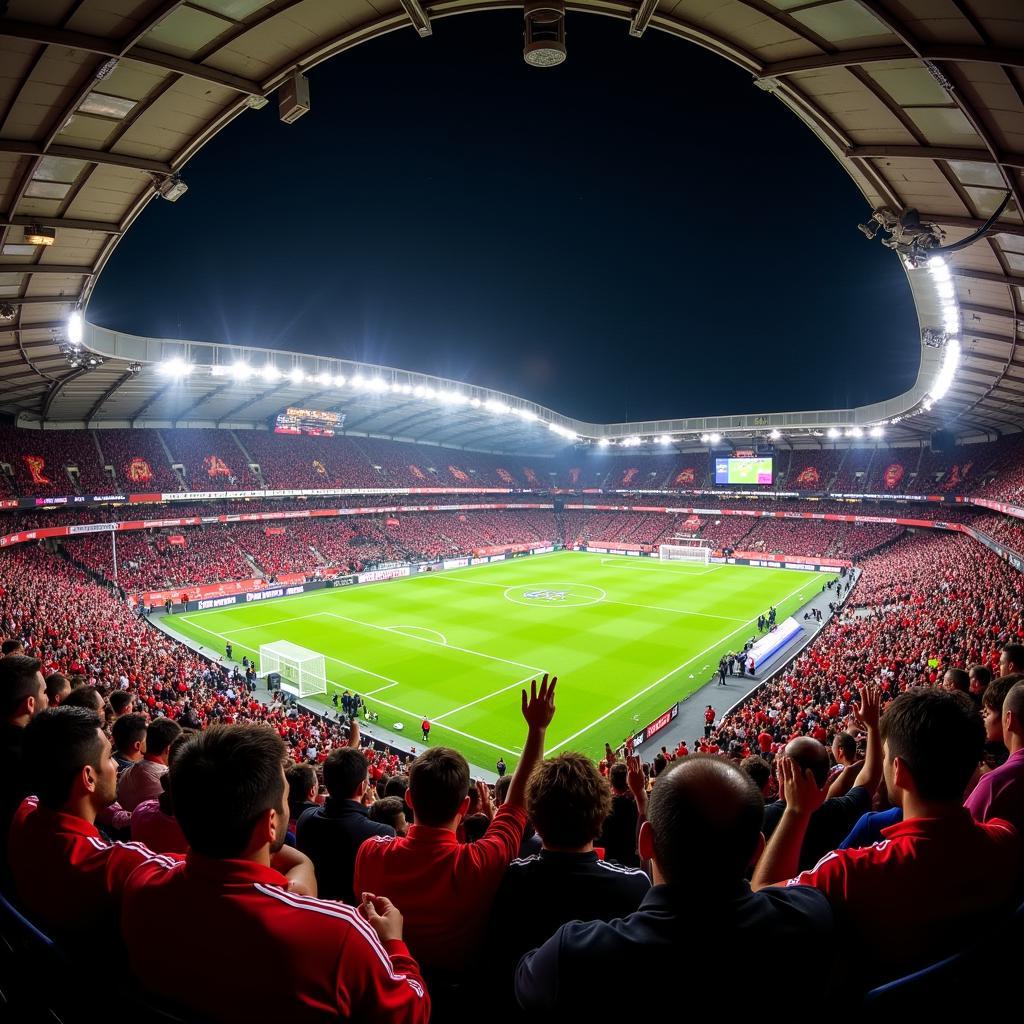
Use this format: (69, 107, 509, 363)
(484, 399, 510, 415)
(768, 429, 781, 440)
(158, 357, 193, 378)
(869, 426, 885, 438)
(66, 311, 83, 347)
(598, 437, 610, 447)
(288, 367, 305, 385)
(334, 375, 346, 387)
(847, 426, 863, 438)
(708, 432, 721, 445)
(827, 427, 841, 439)
(469, 397, 481, 408)
(231, 361, 253, 382)
(621, 436, 642, 447)
(315, 372, 332, 387)
(352, 376, 366, 389)
(24, 225, 56, 246)
(927, 338, 960, 403)
(367, 378, 388, 392)
(260, 364, 281, 383)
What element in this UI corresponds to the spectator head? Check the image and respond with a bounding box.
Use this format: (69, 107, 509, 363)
(284, 762, 317, 820)
(608, 761, 628, 794)
(942, 668, 970, 694)
(639, 757, 764, 889)
(527, 753, 612, 851)
(108, 691, 134, 717)
(44, 673, 71, 708)
(1, 639, 24, 657)
(111, 713, 148, 760)
(1001, 681, 1024, 752)
(384, 774, 409, 803)
(368, 796, 408, 836)
(881, 689, 984, 808)
(982, 674, 1023, 745)
(782, 736, 830, 788)
(831, 731, 857, 766)
(740, 755, 772, 796)
(22, 707, 116, 814)
(493, 774, 511, 805)
(407, 747, 471, 828)
(62, 685, 103, 714)
(170, 724, 288, 859)
(146, 717, 183, 762)
(969, 665, 992, 696)
(323, 747, 369, 802)
(0, 655, 47, 726)
(1000, 644, 1024, 678)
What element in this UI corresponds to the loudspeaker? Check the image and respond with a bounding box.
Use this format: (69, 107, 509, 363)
(930, 429, 955, 453)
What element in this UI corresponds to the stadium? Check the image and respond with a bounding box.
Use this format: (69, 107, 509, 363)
(0, 0, 1023, 1018)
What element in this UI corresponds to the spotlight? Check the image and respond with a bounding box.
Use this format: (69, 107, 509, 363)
(708, 432, 721, 445)
(231, 361, 253, 381)
(24, 225, 55, 246)
(288, 367, 305, 385)
(0, 301, 15, 319)
(869, 426, 885, 438)
(657, 435, 674, 445)
(260, 364, 281, 382)
(768, 429, 781, 440)
(154, 175, 188, 202)
(158, 357, 193, 378)
(827, 427, 841, 439)
(315, 372, 332, 387)
(597, 437, 610, 447)
(67, 311, 83, 346)
(523, 0, 566, 67)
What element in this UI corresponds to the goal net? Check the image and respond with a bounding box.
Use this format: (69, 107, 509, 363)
(258, 640, 327, 697)
(659, 540, 712, 564)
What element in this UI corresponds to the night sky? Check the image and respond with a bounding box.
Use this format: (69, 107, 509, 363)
(89, 12, 920, 425)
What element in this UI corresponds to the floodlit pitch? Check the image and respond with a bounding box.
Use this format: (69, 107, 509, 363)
(168, 551, 833, 769)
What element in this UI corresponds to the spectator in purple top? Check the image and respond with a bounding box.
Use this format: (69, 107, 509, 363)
(967, 678, 1024, 833)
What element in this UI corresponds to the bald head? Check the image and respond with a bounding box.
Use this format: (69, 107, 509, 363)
(1005, 681, 1024, 722)
(645, 756, 764, 887)
(785, 736, 830, 787)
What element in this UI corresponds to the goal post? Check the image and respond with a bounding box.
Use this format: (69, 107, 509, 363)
(658, 539, 712, 565)
(258, 640, 328, 697)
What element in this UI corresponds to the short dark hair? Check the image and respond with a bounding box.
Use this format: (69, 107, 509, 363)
(0, 655, 43, 717)
(284, 762, 317, 819)
(944, 668, 970, 693)
(740, 755, 771, 792)
(527, 753, 611, 848)
(323, 747, 369, 799)
(22, 708, 104, 809)
(62, 685, 103, 712)
(647, 757, 763, 886)
(146, 717, 183, 758)
(408, 747, 470, 827)
(170, 724, 287, 858)
(983, 673, 1024, 714)
(493, 774, 511, 804)
(368, 796, 405, 831)
(1, 639, 24, 656)
(880, 688, 984, 802)
(111, 713, 148, 754)
(608, 762, 628, 792)
(969, 665, 992, 688)
(832, 731, 856, 760)
(1002, 644, 1024, 673)
(109, 691, 134, 714)
(44, 673, 70, 703)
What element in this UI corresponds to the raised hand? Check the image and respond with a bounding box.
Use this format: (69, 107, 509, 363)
(476, 778, 495, 819)
(360, 893, 404, 944)
(779, 756, 829, 818)
(521, 673, 557, 732)
(347, 718, 361, 748)
(853, 683, 881, 731)
(625, 754, 646, 803)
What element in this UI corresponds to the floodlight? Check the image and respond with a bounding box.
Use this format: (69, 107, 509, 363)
(469, 397, 481, 407)
(827, 427, 841, 439)
(485, 399, 510, 415)
(288, 367, 305, 385)
(158, 357, 192, 378)
(768, 429, 781, 440)
(315, 372, 332, 387)
(67, 311, 83, 346)
(231, 361, 253, 381)
(260, 364, 281, 382)
(847, 427, 863, 438)
(621, 436, 642, 447)
(700, 433, 710, 444)
(334, 375, 346, 387)
(657, 435, 673, 444)
(367, 378, 388, 392)
(598, 437, 610, 447)
(708, 432, 721, 445)
(154, 175, 188, 202)
(400, 383, 412, 394)
(352, 376, 366, 389)
(24, 225, 56, 246)
(869, 426, 884, 438)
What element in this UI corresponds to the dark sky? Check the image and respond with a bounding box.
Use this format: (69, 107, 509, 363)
(89, 11, 920, 424)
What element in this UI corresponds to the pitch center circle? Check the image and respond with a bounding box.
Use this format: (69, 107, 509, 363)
(503, 582, 606, 608)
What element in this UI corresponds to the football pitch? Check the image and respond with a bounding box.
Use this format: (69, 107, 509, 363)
(167, 551, 833, 769)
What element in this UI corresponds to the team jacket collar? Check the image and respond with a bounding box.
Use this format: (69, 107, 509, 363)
(404, 823, 460, 845)
(23, 799, 102, 839)
(880, 809, 977, 840)
(183, 852, 290, 887)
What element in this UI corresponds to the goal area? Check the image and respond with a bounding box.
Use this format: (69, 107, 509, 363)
(259, 640, 327, 697)
(658, 539, 712, 565)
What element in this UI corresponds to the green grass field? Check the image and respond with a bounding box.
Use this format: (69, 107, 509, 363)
(167, 551, 831, 769)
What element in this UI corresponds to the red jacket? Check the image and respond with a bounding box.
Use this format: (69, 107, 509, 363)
(355, 803, 527, 973)
(7, 796, 180, 938)
(122, 854, 429, 1024)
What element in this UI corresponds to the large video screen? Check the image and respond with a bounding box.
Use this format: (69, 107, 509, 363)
(274, 407, 345, 437)
(715, 456, 773, 485)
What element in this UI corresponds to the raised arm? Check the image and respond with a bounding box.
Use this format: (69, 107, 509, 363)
(751, 756, 828, 890)
(505, 674, 557, 811)
(851, 684, 882, 794)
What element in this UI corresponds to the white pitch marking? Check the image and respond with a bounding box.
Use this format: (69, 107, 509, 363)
(433, 673, 540, 723)
(543, 573, 828, 756)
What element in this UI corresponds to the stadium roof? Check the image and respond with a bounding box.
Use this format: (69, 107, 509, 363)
(0, 0, 1022, 453)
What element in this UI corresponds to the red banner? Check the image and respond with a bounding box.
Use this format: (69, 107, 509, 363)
(23, 456, 49, 486)
(127, 457, 153, 483)
(167, 534, 186, 545)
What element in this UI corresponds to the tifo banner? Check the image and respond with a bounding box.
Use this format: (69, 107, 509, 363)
(22, 455, 49, 486)
(204, 455, 232, 478)
(265, 526, 285, 535)
(126, 457, 153, 483)
(167, 534, 186, 545)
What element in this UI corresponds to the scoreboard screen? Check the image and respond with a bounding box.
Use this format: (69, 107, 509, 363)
(715, 456, 773, 485)
(274, 407, 345, 437)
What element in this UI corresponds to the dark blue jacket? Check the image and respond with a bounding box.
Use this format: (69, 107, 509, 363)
(296, 798, 394, 904)
(515, 882, 832, 1015)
